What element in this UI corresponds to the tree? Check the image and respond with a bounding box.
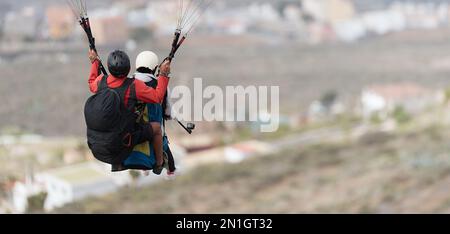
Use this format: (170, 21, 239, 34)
(320, 90, 338, 111)
(27, 192, 47, 213)
(392, 106, 411, 124)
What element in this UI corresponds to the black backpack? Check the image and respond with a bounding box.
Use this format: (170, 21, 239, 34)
(84, 75, 138, 165)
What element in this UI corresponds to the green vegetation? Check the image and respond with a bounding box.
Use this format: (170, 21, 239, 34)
(444, 87, 450, 104)
(392, 106, 411, 124)
(261, 124, 292, 140)
(370, 113, 383, 125)
(320, 90, 338, 111)
(1, 126, 26, 136)
(27, 192, 47, 213)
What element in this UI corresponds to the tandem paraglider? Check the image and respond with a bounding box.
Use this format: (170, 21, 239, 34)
(67, 0, 211, 176)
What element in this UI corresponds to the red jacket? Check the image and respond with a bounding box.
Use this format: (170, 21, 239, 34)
(89, 60, 169, 106)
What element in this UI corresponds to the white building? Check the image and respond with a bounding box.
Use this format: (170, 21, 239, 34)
(333, 18, 366, 42)
(360, 83, 440, 119)
(361, 10, 406, 36)
(308, 99, 345, 122)
(11, 179, 44, 214)
(390, 2, 449, 30)
(36, 162, 131, 212)
(225, 141, 273, 164)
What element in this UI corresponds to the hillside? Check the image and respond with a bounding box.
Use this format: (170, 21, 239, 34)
(57, 125, 450, 213)
(4, 29, 450, 136)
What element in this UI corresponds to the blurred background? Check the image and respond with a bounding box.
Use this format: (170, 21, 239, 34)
(3, 0, 450, 214)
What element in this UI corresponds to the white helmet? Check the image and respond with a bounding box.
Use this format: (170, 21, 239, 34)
(136, 51, 159, 71)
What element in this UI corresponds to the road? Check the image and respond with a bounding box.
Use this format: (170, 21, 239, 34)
(270, 127, 346, 151)
(180, 125, 363, 170)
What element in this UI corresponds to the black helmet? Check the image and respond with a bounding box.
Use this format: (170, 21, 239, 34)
(107, 50, 131, 78)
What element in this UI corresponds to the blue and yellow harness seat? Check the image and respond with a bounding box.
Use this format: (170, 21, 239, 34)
(123, 103, 170, 170)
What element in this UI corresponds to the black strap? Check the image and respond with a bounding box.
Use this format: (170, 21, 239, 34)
(166, 145, 176, 173)
(114, 78, 137, 110)
(115, 78, 134, 95)
(162, 91, 169, 119)
(128, 81, 137, 111)
(98, 75, 108, 91)
(146, 79, 158, 89)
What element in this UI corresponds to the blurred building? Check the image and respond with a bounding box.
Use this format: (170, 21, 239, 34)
(90, 15, 129, 46)
(361, 9, 406, 36)
(45, 6, 75, 41)
(308, 100, 345, 122)
(10, 174, 44, 214)
(225, 140, 274, 164)
(144, 0, 179, 35)
(302, 0, 356, 24)
(2, 7, 39, 42)
(0, 3, 11, 36)
(390, 1, 449, 30)
(36, 162, 131, 211)
(175, 134, 220, 153)
(360, 83, 440, 119)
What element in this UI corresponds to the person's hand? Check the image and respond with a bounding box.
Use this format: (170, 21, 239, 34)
(88, 49, 98, 63)
(160, 59, 171, 77)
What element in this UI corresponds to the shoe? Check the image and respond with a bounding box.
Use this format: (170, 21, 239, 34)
(152, 164, 163, 175)
(165, 171, 177, 181)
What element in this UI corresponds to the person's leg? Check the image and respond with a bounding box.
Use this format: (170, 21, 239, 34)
(150, 122, 164, 167)
(129, 122, 166, 174)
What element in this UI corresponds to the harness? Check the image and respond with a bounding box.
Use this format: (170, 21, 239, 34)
(98, 75, 137, 111)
